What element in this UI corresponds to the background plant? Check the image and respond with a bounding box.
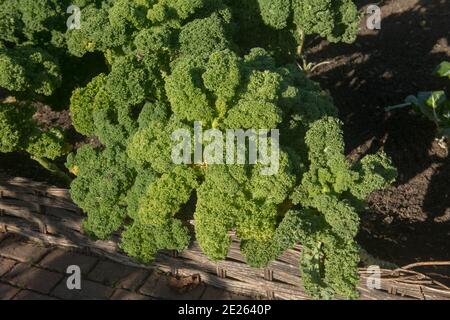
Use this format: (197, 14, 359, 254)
(224, 0, 361, 70)
(0, 97, 71, 181)
(387, 61, 450, 147)
(0, 0, 106, 180)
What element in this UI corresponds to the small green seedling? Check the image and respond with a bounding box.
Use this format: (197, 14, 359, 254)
(386, 62, 450, 148)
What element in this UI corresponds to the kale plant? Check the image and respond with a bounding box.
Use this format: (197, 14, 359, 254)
(65, 0, 395, 299)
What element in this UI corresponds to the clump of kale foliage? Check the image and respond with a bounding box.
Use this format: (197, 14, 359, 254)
(0, 0, 397, 299)
(0, 0, 106, 178)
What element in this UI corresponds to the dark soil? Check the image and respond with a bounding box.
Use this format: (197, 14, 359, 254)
(0, 0, 449, 281)
(306, 0, 450, 278)
(32, 102, 72, 131)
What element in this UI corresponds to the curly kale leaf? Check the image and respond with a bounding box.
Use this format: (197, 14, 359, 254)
(0, 46, 61, 96)
(121, 220, 190, 264)
(292, 0, 360, 44)
(66, 145, 136, 239)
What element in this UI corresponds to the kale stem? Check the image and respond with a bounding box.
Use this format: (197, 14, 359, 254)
(296, 28, 305, 58)
(385, 102, 412, 112)
(31, 156, 72, 186)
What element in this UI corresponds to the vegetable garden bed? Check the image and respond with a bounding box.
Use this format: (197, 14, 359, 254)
(1, 174, 449, 300)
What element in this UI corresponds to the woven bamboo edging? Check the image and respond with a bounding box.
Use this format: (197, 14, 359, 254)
(0, 175, 449, 300)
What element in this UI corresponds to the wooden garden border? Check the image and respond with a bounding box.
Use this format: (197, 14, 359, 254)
(0, 174, 449, 300)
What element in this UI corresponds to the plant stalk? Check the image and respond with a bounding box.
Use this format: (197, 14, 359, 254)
(296, 28, 305, 58)
(32, 156, 72, 186)
(385, 102, 412, 112)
